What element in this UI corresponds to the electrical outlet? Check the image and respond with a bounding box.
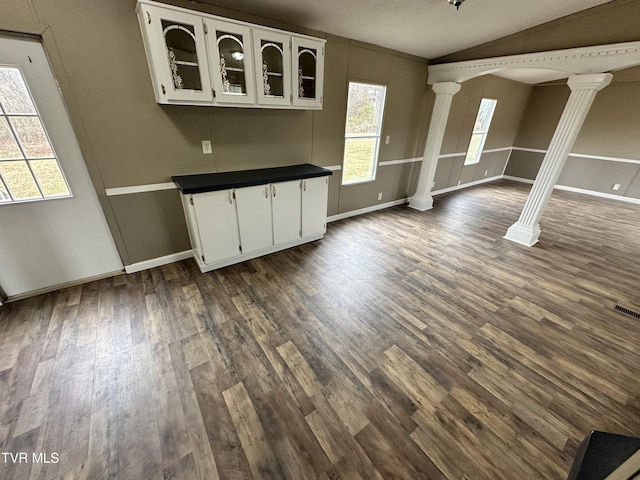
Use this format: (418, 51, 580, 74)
(484, 170, 489, 176)
(202, 140, 212, 154)
(377, 192, 383, 200)
(612, 183, 621, 191)
(385, 135, 390, 145)
(457, 180, 461, 185)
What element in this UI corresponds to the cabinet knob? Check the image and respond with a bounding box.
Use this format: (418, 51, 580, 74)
(265, 186, 269, 198)
(303, 180, 307, 191)
(272, 185, 276, 197)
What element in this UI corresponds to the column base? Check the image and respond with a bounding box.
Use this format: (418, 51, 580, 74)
(504, 222, 541, 247)
(408, 194, 434, 212)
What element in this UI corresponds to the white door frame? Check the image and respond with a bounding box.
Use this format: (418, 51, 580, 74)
(0, 35, 123, 299)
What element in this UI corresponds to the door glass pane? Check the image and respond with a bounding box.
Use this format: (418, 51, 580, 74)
(298, 47, 317, 99)
(162, 20, 202, 91)
(0, 65, 71, 203)
(10, 116, 54, 158)
(29, 159, 70, 197)
(0, 117, 22, 159)
(217, 32, 247, 95)
(0, 178, 10, 202)
(0, 67, 36, 115)
(0, 160, 41, 200)
(261, 40, 284, 97)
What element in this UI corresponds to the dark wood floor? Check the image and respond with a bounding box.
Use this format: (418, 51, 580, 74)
(1, 179, 639, 480)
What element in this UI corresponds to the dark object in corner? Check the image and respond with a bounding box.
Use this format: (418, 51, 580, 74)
(568, 431, 640, 480)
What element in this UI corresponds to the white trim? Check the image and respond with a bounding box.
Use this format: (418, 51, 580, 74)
(511, 147, 547, 154)
(438, 147, 512, 159)
(124, 249, 193, 274)
(554, 184, 640, 205)
(327, 198, 408, 222)
(511, 147, 640, 165)
(502, 175, 640, 204)
(431, 175, 503, 195)
(378, 157, 422, 166)
(438, 152, 464, 159)
(502, 175, 534, 184)
(569, 152, 640, 165)
(106, 182, 177, 197)
(428, 41, 640, 84)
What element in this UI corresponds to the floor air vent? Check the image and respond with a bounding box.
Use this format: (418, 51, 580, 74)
(614, 304, 640, 319)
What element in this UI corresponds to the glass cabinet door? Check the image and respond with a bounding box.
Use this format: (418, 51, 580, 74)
(292, 37, 325, 108)
(140, 5, 212, 103)
(205, 19, 256, 104)
(252, 29, 291, 106)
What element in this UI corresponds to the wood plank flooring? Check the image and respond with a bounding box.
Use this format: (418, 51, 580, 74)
(1, 179, 639, 479)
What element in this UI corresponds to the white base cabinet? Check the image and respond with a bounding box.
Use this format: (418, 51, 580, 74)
(179, 174, 329, 272)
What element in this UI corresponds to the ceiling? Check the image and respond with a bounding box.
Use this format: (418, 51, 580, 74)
(195, 0, 614, 60)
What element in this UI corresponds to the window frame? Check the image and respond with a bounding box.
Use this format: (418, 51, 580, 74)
(464, 97, 497, 166)
(0, 64, 72, 204)
(341, 81, 387, 186)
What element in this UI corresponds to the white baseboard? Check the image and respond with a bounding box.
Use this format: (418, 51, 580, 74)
(327, 198, 408, 222)
(502, 175, 640, 204)
(124, 250, 193, 274)
(431, 175, 503, 196)
(554, 184, 640, 204)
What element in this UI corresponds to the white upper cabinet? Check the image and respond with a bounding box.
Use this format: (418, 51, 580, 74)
(253, 29, 292, 107)
(206, 19, 256, 105)
(136, 3, 212, 104)
(137, 0, 324, 109)
(292, 37, 324, 108)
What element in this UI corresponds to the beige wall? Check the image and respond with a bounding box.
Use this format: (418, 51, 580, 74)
(6, 0, 638, 267)
(433, 75, 531, 191)
(1, 0, 430, 265)
(444, 0, 640, 202)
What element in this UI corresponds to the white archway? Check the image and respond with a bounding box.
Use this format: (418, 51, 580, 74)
(409, 41, 640, 246)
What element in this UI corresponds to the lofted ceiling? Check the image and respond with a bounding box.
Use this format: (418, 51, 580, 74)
(194, 0, 614, 60)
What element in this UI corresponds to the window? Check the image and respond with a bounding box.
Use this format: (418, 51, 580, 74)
(0, 66, 71, 203)
(464, 98, 497, 166)
(342, 82, 387, 185)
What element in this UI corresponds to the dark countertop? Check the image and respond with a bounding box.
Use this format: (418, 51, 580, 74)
(173, 163, 333, 194)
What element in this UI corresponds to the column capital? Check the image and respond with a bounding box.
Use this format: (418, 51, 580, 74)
(432, 82, 461, 96)
(567, 73, 613, 92)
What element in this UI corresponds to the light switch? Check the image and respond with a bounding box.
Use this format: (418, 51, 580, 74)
(385, 135, 390, 145)
(202, 140, 212, 154)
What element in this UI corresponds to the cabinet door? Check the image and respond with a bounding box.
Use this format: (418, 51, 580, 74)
(301, 176, 329, 237)
(191, 190, 240, 264)
(271, 180, 301, 244)
(138, 4, 212, 104)
(235, 184, 273, 254)
(253, 29, 292, 107)
(292, 37, 324, 109)
(205, 19, 256, 105)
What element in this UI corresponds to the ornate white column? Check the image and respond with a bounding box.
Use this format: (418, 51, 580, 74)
(409, 82, 461, 211)
(504, 73, 613, 246)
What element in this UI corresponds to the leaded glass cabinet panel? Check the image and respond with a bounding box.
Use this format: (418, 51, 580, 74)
(253, 29, 291, 106)
(137, 3, 212, 103)
(292, 37, 324, 108)
(206, 19, 256, 105)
